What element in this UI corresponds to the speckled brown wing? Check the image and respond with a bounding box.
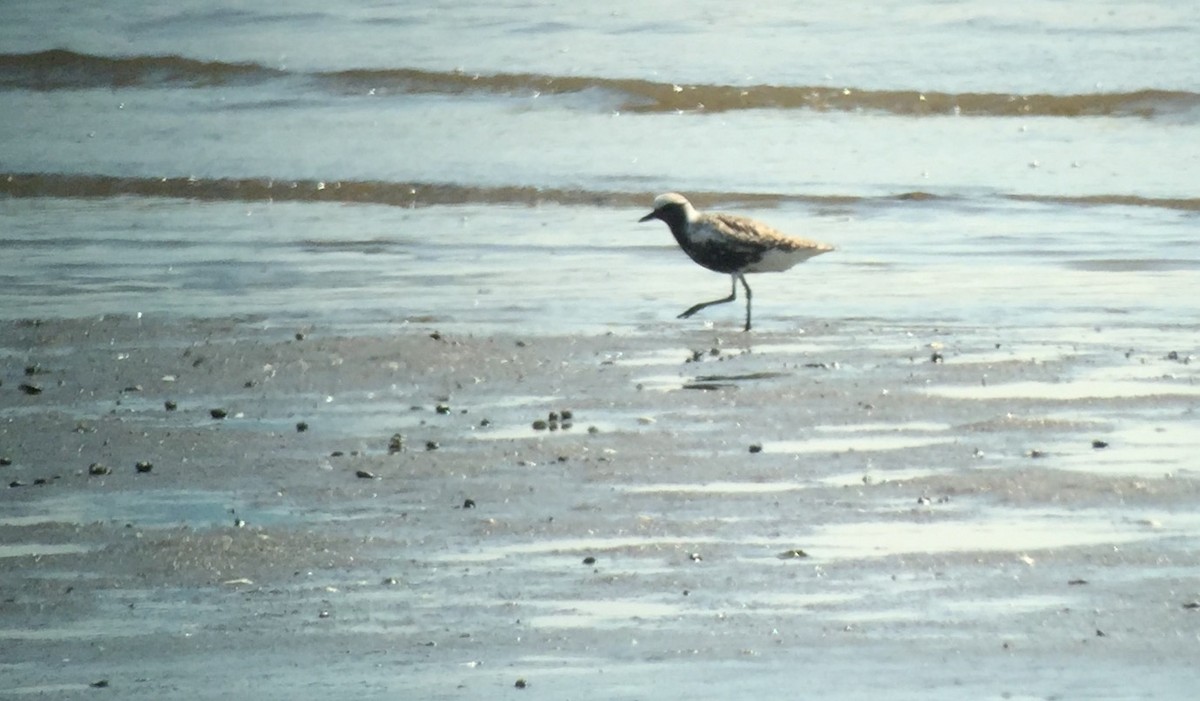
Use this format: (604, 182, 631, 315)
(705, 213, 833, 254)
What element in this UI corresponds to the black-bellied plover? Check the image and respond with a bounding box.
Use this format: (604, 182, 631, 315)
(639, 193, 834, 331)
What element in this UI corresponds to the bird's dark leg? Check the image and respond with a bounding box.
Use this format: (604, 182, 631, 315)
(739, 273, 753, 331)
(678, 274, 738, 320)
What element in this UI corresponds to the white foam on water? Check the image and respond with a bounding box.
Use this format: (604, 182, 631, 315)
(619, 481, 808, 495)
(764, 421, 957, 454)
(924, 363, 1200, 401)
(795, 508, 1196, 561)
(0, 543, 96, 559)
(1047, 419, 1200, 478)
(519, 598, 687, 629)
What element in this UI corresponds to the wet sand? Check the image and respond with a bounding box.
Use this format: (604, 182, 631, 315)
(2, 315, 1199, 699)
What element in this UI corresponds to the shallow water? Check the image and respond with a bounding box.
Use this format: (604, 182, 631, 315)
(2, 2, 1199, 335)
(2, 196, 1196, 337)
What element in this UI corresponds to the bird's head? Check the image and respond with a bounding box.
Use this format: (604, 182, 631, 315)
(638, 192, 695, 226)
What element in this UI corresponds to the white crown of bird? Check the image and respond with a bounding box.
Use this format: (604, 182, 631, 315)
(652, 192, 695, 215)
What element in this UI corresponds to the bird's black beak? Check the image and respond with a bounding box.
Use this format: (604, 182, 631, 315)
(638, 210, 658, 223)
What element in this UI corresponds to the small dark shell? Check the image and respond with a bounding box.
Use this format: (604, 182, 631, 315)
(776, 549, 809, 559)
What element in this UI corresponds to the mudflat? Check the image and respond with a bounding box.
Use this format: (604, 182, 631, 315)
(2, 315, 1198, 699)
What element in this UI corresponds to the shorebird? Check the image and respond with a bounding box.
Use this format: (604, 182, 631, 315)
(638, 193, 834, 331)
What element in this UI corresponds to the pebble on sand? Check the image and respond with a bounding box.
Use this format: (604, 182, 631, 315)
(88, 462, 111, 476)
(135, 461, 153, 473)
(776, 549, 809, 559)
(210, 408, 228, 419)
